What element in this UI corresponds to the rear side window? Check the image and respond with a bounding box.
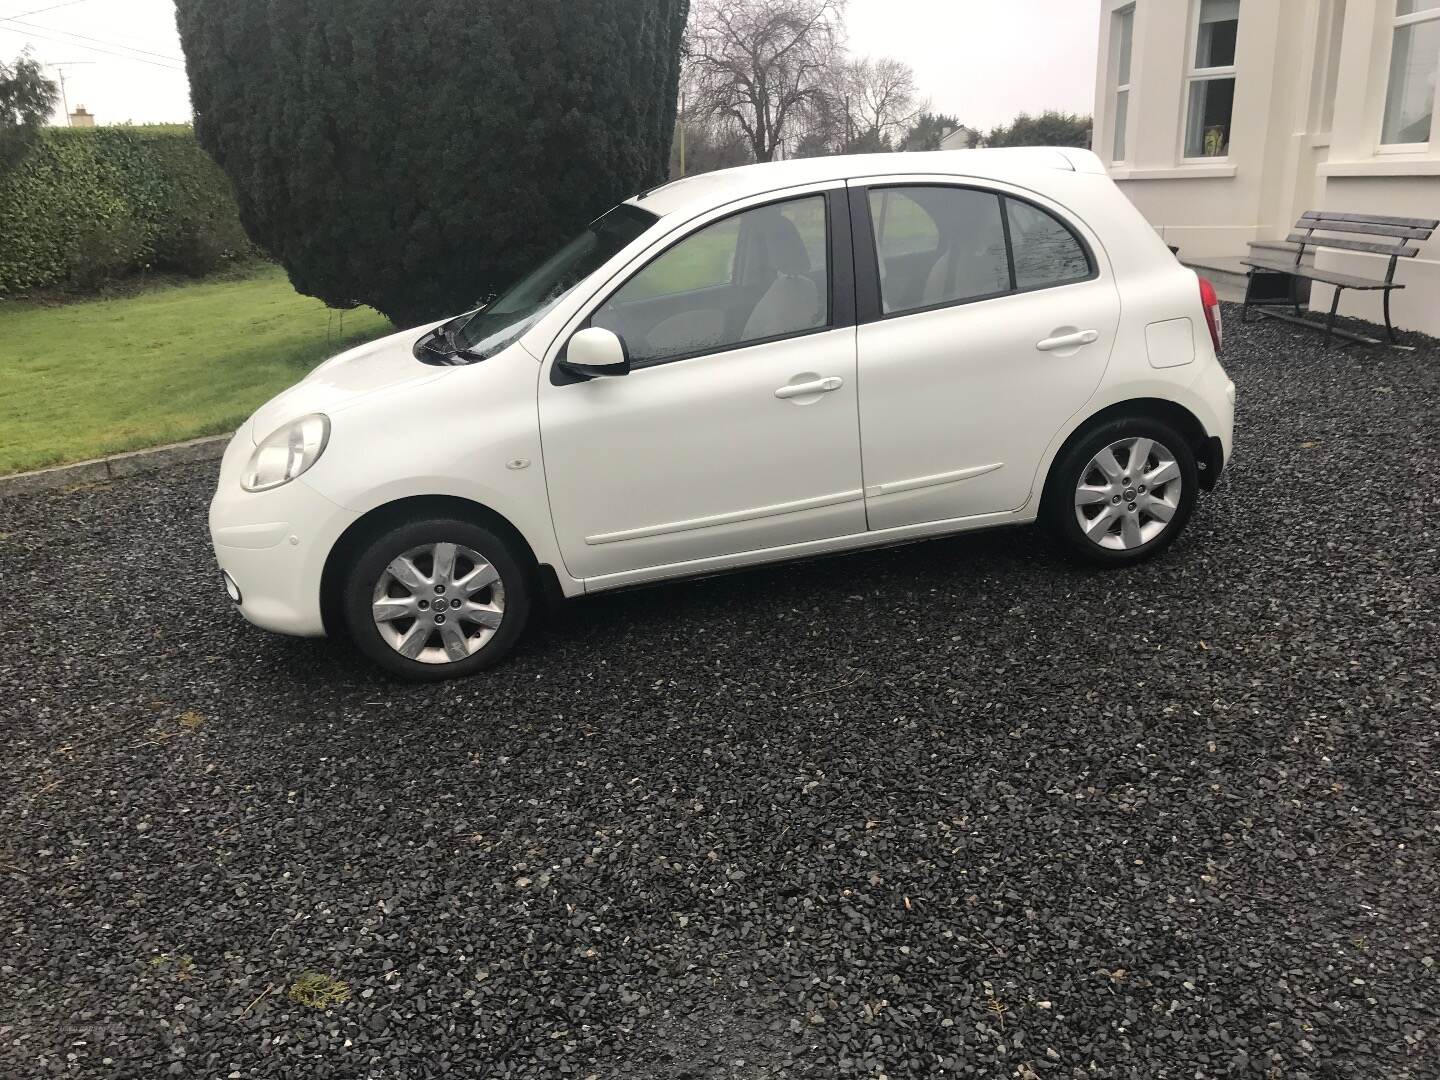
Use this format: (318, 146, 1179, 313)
(865, 185, 1092, 317)
(868, 186, 1009, 315)
(869, 189, 941, 260)
(1006, 199, 1092, 289)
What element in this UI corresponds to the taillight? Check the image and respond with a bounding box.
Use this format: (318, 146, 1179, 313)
(1198, 276, 1223, 353)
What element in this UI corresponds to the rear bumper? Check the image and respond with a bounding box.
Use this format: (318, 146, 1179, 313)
(208, 430, 357, 637)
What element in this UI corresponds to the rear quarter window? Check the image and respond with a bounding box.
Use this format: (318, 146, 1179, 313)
(1005, 199, 1092, 290)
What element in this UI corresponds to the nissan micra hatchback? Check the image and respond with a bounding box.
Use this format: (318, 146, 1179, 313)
(211, 147, 1235, 680)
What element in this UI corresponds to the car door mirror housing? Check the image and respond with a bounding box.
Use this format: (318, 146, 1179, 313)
(561, 327, 630, 378)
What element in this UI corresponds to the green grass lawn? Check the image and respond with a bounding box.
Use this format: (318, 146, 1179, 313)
(0, 265, 393, 475)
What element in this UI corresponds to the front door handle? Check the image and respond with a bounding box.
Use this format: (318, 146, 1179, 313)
(775, 375, 844, 399)
(1036, 329, 1099, 352)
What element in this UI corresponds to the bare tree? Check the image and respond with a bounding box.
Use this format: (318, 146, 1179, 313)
(670, 109, 754, 178)
(686, 0, 845, 163)
(835, 57, 922, 150)
(794, 54, 922, 157)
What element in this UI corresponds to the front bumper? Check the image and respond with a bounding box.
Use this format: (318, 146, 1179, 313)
(208, 429, 358, 637)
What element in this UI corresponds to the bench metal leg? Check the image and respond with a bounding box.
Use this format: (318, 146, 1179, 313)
(1324, 287, 1342, 348)
(1383, 290, 1397, 345)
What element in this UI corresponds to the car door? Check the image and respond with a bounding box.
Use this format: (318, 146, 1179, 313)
(851, 180, 1120, 532)
(538, 188, 865, 583)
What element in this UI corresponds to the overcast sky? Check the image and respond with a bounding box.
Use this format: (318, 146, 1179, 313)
(0, 0, 1099, 133)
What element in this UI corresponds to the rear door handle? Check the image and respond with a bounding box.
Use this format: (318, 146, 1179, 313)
(1036, 329, 1099, 352)
(775, 375, 844, 399)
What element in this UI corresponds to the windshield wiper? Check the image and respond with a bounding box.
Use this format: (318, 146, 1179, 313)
(441, 322, 483, 362)
(412, 327, 472, 365)
(413, 319, 484, 365)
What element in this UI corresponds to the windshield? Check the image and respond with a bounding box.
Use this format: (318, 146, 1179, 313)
(452, 203, 658, 356)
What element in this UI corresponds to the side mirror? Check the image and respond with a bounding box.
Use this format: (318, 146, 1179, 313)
(561, 326, 630, 378)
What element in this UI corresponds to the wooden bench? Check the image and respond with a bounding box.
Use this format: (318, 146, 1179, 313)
(1241, 210, 1437, 348)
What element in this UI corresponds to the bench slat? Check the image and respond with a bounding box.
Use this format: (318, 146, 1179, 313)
(1242, 258, 1402, 290)
(1300, 210, 1440, 231)
(1284, 233, 1418, 257)
(1296, 217, 1435, 241)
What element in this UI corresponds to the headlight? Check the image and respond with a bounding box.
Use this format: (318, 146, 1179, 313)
(242, 413, 330, 492)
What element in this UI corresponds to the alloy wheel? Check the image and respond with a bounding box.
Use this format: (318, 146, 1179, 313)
(1073, 436, 1183, 551)
(371, 542, 506, 664)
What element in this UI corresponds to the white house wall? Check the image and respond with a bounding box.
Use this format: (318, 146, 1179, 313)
(1094, 0, 1440, 336)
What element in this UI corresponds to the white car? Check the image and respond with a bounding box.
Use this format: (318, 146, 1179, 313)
(210, 147, 1235, 680)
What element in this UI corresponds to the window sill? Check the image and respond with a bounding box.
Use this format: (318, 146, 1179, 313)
(1318, 157, 1440, 178)
(1108, 163, 1238, 180)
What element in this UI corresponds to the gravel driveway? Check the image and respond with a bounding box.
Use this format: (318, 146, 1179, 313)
(3, 308, 1437, 1079)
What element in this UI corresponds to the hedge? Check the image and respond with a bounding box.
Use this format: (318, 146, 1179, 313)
(0, 124, 256, 294)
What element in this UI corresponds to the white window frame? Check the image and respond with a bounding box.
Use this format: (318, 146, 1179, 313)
(1110, 5, 1136, 164)
(1378, 1, 1440, 153)
(1180, 0, 1240, 162)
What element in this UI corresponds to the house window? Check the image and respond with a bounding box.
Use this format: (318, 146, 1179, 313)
(1183, 0, 1239, 158)
(1111, 5, 1135, 162)
(1381, 1, 1440, 146)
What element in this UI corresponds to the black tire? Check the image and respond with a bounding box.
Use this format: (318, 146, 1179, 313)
(1045, 415, 1199, 566)
(342, 517, 531, 681)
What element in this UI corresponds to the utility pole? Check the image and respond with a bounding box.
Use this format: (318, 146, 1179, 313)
(43, 61, 94, 125)
(677, 91, 686, 177)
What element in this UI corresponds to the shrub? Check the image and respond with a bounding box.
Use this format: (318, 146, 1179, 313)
(175, 0, 690, 327)
(64, 216, 148, 291)
(0, 125, 256, 294)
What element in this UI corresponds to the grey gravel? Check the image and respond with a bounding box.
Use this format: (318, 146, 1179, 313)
(2, 306, 1438, 1079)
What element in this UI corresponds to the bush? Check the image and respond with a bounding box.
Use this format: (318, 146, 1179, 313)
(175, 0, 690, 327)
(0, 125, 256, 294)
(156, 223, 227, 278)
(982, 111, 1093, 150)
(64, 216, 148, 291)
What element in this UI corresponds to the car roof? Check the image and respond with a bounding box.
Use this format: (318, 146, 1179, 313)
(628, 147, 1107, 218)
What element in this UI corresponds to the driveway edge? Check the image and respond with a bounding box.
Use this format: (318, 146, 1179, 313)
(0, 434, 229, 501)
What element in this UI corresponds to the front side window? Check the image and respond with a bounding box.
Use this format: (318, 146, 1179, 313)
(1184, 0, 1240, 158)
(593, 195, 829, 366)
(453, 204, 657, 358)
(1112, 5, 1136, 162)
(866, 187, 1091, 317)
(1382, 1, 1440, 146)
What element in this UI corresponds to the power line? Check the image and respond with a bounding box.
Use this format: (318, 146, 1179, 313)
(0, 22, 184, 70)
(3, 0, 91, 20)
(0, 16, 184, 63)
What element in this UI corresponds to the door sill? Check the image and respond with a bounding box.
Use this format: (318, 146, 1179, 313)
(580, 506, 1031, 593)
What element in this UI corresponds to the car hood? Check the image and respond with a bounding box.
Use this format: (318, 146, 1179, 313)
(248, 320, 453, 441)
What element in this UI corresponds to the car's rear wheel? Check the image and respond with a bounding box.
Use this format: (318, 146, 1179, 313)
(1047, 416, 1198, 565)
(342, 517, 530, 680)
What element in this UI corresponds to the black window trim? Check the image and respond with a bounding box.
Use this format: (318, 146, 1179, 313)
(847, 181, 1099, 326)
(552, 186, 855, 385)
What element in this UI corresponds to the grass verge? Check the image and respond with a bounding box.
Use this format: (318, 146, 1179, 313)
(0, 264, 392, 475)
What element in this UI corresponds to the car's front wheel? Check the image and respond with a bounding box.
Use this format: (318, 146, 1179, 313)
(342, 517, 530, 680)
(1047, 416, 1198, 565)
